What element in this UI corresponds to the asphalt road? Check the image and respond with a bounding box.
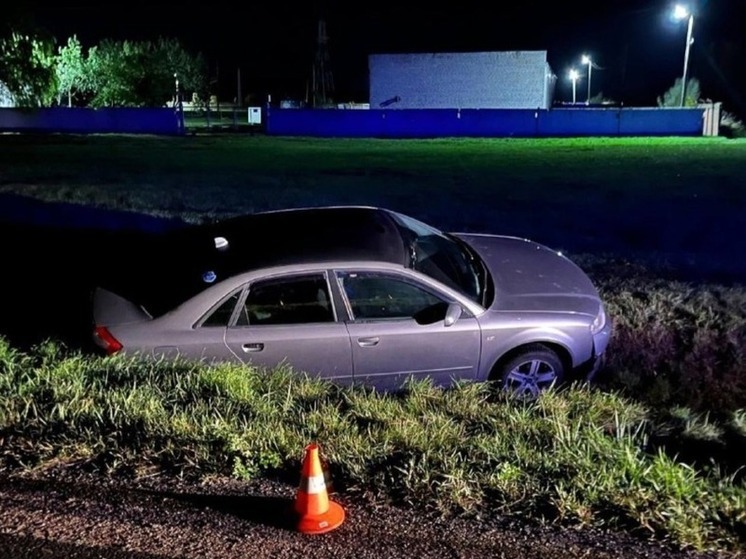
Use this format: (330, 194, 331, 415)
(0, 469, 731, 559)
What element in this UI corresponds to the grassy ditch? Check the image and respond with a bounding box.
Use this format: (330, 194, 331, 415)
(1, 337, 744, 553)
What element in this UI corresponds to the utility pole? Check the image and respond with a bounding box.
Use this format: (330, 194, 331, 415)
(311, 17, 334, 107)
(237, 67, 242, 107)
(679, 13, 694, 107)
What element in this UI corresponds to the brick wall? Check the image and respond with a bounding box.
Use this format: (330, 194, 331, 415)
(369, 51, 553, 110)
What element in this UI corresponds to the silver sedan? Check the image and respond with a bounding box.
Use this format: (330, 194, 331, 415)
(92, 206, 611, 398)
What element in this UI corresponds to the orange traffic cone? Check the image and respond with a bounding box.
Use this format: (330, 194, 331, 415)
(319, 452, 335, 494)
(294, 442, 345, 534)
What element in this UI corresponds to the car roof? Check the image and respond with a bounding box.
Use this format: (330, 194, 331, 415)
(102, 206, 411, 317)
(206, 205, 409, 270)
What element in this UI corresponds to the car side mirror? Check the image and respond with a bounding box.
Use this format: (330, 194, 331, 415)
(444, 302, 462, 327)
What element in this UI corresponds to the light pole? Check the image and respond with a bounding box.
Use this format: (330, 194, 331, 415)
(581, 54, 593, 105)
(569, 69, 579, 104)
(173, 72, 184, 132)
(674, 4, 694, 107)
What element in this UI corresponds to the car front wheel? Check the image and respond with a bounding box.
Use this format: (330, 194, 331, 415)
(496, 345, 564, 400)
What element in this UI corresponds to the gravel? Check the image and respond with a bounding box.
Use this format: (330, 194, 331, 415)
(0, 468, 737, 559)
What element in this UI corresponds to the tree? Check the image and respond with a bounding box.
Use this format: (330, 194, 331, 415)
(55, 35, 88, 107)
(85, 37, 207, 108)
(589, 91, 615, 105)
(0, 29, 58, 106)
(86, 39, 147, 107)
(150, 37, 209, 106)
(657, 77, 701, 108)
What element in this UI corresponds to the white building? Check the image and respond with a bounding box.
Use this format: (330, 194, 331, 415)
(369, 51, 556, 110)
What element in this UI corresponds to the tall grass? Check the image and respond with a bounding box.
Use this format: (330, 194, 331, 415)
(575, 255, 746, 413)
(1, 337, 744, 553)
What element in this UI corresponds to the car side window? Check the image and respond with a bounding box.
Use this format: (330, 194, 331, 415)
(240, 274, 334, 326)
(337, 272, 445, 320)
(201, 291, 242, 327)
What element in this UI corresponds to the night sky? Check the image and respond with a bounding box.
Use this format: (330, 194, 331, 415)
(16, 0, 746, 115)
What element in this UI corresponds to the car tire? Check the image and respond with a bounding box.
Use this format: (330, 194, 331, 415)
(496, 345, 565, 400)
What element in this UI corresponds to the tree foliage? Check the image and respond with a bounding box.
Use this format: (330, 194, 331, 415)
(151, 37, 209, 106)
(85, 37, 207, 108)
(657, 77, 701, 108)
(0, 29, 58, 106)
(56, 35, 88, 107)
(2, 24, 208, 108)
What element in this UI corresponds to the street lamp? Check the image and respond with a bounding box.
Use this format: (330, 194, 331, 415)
(581, 54, 593, 105)
(568, 69, 580, 104)
(673, 4, 694, 107)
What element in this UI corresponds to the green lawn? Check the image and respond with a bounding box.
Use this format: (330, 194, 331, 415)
(2, 135, 744, 216)
(2, 134, 745, 281)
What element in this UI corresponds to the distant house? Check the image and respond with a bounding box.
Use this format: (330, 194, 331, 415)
(369, 51, 556, 110)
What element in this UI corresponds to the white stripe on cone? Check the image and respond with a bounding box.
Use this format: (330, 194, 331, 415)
(301, 474, 327, 494)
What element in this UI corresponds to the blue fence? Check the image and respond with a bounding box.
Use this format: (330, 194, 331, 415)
(0, 106, 705, 138)
(265, 107, 705, 138)
(0, 107, 183, 135)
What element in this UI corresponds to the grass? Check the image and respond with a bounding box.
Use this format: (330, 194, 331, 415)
(1, 135, 744, 219)
(0, 133, 745, 552)
(2, 134, 745, 282)
(0, 337, 744, 553)
(574, 256, 746, 413)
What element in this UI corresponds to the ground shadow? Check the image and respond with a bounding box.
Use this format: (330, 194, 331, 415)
(136, 489, 298, 531)
(0, 194, 187, 351)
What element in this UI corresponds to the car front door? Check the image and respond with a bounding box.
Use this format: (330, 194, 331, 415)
(335, 270, 481, 391)
(223, 272, 353, 383)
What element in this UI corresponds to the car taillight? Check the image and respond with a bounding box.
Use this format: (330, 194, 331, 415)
(93, 325, 123, 355)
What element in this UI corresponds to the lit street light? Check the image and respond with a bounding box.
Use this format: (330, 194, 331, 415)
(568, 69, 580, 104)
(581, 54, 593, 105)
(673, 4, 694, 107)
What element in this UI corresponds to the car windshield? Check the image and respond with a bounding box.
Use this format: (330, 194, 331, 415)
(388, 211, 486, 305)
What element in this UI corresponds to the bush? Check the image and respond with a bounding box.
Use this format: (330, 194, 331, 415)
(657, 77, 701, 108)
(720, 110, 746, 138)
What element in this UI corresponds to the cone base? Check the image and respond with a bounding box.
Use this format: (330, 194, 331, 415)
(296, 500, 345, 535)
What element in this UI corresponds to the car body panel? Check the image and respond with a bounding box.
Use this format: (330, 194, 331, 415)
(451, 233, 600, 301)
(344, 315, 482, 390)
(224, 322, 354, 382)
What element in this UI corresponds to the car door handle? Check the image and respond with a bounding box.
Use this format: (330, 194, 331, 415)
(357, 337, 380, 347)
(242, 343, 264, 353)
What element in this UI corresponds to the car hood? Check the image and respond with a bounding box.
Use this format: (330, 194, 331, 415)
(453, 233, 601, 314)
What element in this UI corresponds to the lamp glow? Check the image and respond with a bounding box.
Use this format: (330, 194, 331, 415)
(568, 69, 580, 104)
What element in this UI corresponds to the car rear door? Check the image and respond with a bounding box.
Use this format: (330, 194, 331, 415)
(223, 271, 354, 383)
(334, 270, 481, 391)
